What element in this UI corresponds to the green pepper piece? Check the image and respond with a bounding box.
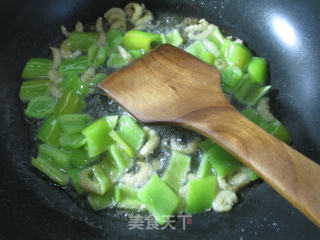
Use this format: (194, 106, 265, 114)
(101, 152, 123, 182)
(88, 188, 116, 211)
(123, 30, 161, 51)
(61, 73, 89, 97)
(106, 29, 124, 52)
(197, 139, 215, 151)
(108, 144, 132, 172)
(186, 41, 207, 58)
(220, 39, 252, 71)
(69, 169, 85, 194)
(207, 27, 225, 49)
(31, 157, 69, 186)
(127, 48, 145, 59)
(115, 183, 143, 209)
(117, 115, 146, 152)
(88, 44, 99, 66)
(95, 46, 109, 66)
(59, 133, 86, 149)
(88, 73, 107, 88)
(138, 174, 180, 225)
(78, 165, 111, 195)
(21, 58, 52, 79)
(245, 167, 260, 181)
(186, 176, 217, 214)
(38, 144, 73, 170)
(221, 66, 243, 90)
(197, 151, 213, 177)
(58, 113, 91, 134)
(207, 145, 241, 178)
(25, 96, 56, 118)
(107, 53, 128, 69)
(37, 114, 61, 146)
(200, 51, 216, 65)
(62, 32, 98, 51)
(109, 131, 135, 158)
(59, 56, 89, 76)
(106, 115, 118, 130)
(82, 117, 114, 158)
(266, 118, 292, 144)
(55, 89, 85, 115)
(235, 75, 271, 105)
(165, 29, 183, 47)
(162, 151, 191, 193)
(71, 147, 92, 169)
(19, 79, 50, 102)
(248, 57, 267, 85)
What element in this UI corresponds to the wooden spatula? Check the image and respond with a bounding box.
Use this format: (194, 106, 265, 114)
(99, 44, 320, 227)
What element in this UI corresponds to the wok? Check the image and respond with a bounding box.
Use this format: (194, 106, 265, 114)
(0, 0, 319, 239)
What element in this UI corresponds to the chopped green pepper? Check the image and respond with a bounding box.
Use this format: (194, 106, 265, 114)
(31, 157, 69, 185)
(115, 183, 142, 209)
(165, 29, 183, 47)
(37, 114, 61, 146)
(38, 144, 73, 170)
(61, 73, 90, 97)
(248, 57, 267, 85)
(162, 151, 191, 193)
(88, 188, 116, 211)
(55, 89, 85, 115)
(21, 58, 52, 79)
(25, 96, 56, 118)
(186, 176, 217, 214)
(58, 133, 86, 149)
(58, 113, 91, 134)
(186, 41, 207, 58)
(19, 79, 50, 102)
(62, 32, 98, 51)
(138, 174, 180, 225)
(82, 117, 114, 158)
(123, 30, 161, 51)
(59, 56, 89, 76)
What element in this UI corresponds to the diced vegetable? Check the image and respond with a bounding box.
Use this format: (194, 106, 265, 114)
(220, 39, 252, 71)
(21, 58, 52, 79)
(115, 183, 142, 209)
(207, 28, 225, 49)
(61, 73, 89, 97)
(221, 66, 243, 90)
(59, 133, 86, 149)
(55, 89, 85, 115)
(234, 75, 271, 105)
(245, 167, 260, 181)
(107, 53, 128, 69)
(95, 46, 109, 66)
(138, 174, 180, 225)
(108, 144, 132, 172)
(69, 169, 85, 194)
(162, 151, 191, 192)
(241, 107, 292, 144)
(200, 51, 216, 65)
(25, 96, 56, 118)
(19, 79, 50, 102)
(62, 32, 98, 51)
(88, 44, 99, 66)
(197, 151, 213, 177)
(123, 30, 161, 51)
(101, 152, 123, 182)
(197, 139, 215, 151)
(88, 188, 115, 211)
(109, 130, 135, 158)
(186, 176, 217, 214)
(165, 29, 183, 47)
(248, 57, 267, 85)
(38, 143, 73, 170)
(82, 117, 114, 158)
(127, 48, 145, 59)
(207, 145, 241, 178)
(117, 115, 146, 152)
(59, 56, 89, 76)
(78, 165, 111, 195)
(186, 41, 207, 58)
(31, 157, 69, 185)
(106, 29, 124, 52)
(71, 147, 92, 168)
(37, 114, 61, 146)
(88, 73, 107, 88)
(106, 115, 118, 130)
(58, 113, 91, 134)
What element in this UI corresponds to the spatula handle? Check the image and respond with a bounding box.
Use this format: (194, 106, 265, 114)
(179, 106, 320, 227)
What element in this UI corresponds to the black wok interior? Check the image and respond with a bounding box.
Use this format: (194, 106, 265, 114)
(0, 0, 319, 239)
